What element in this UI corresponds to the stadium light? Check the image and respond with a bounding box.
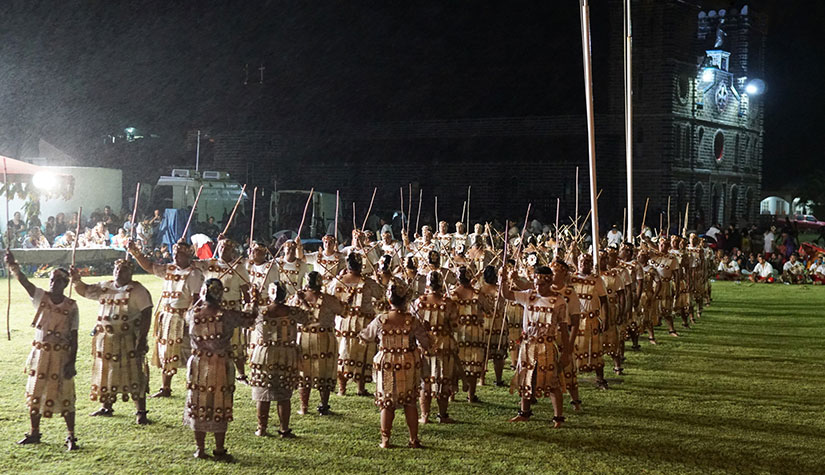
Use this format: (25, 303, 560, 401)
(32, 171, 58, 191)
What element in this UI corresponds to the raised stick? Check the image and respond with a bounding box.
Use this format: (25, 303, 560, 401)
(415, 188, 423, 237)
(483, 229, 508, 376)
(554, 197, 560, 255)
(640, 197, 650, 238)
(334, 190, 339, 242)
(296, 187, 315, 238)
(407, 184, 413, 241)
(248, 186, 258, 248)
(575, 166, 580, 236)
(68, 206, 82, 300)
(3, 157, 10, 339)
(466, 185, 471, 232)
(667, 195, 671, 237)
(580, 0, 602, 269)
(180, 185, 204, 241)
(514, 203, 532, 263)
(352, 202, 356, 231)
(622, 207, 627, 243)
(434, 196, 439, 228)
(683, 202, 690, 237)
(126, 183, 141, 259)
(361, 187, 377, 231)
(659, 212, 663, 237)
(222, 184, 247, 236)
(460, 201, 466, 225)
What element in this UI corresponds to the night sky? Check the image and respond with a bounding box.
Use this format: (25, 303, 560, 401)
(0, 0, 820, 188)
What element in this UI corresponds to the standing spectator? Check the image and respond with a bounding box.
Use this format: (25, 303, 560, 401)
(606, 224, 623, 248)
(102, 206, 119, 235)
(763, 226, 776, 258)
(28, 214, 42, 230)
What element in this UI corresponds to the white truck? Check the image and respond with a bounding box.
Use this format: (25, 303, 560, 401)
(149, 169, 247, 225)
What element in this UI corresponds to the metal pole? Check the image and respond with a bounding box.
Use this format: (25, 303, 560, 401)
(579, 0, 601, 269)
(624, 0, 634, 243)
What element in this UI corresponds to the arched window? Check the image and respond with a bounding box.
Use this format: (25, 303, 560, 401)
(714, 131, 724, 162)
(729, 185, 739, 225)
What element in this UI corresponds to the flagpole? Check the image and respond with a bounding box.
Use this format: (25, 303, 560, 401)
(579, 0, 601, 269)
(624, 0, 635, 244)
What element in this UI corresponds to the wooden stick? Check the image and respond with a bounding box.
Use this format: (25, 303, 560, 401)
(460, 201, 466, 225)
(515, 203, 532, 263)
(575, 166, 580, 236)
(222, 184, 247, 236)
(334, 190, 340, 242)
(483, 229, 508, 376)
(352, 202, 356, 231)
(677, 212, 682, 239)
(181, 185, 204, 241)
(415, 188, 422, 236)
(640, 197, 650, 237)
(249, 186, 258, 248)
(68, 206, 82, 300)
(683, 202, 690, 237)
(554, 197, 560, 255)
(361, 187, 377, 231)
(296, 187, 315, 238)
(659, 212, 663, 237)
(667, 196, 671, 237)
(3, 157, 9, 340)
(407, 184, 413, 241)
(435, 196, 439, 227)
(399, 187, 405, 237)
(126, 183, 141, 259)
(466, 185, 471, 232)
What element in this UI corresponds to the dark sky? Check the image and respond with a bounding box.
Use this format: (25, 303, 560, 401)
(0, 0, 820, 187)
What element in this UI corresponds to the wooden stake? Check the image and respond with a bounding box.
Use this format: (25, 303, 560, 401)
(180, 185, 204, 242)
(222, 184, 247, 236)
(296, 187, 315, 238)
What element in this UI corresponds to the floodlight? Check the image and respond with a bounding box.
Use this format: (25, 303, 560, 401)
(33, 171, 58, 191)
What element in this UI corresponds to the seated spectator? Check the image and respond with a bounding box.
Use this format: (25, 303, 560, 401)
(111, 228, 129, 249)
(53, 231, 76, 248)
(136, 219, 153, 247)
(55, 212, 67, 236)
(87, 222, 110, 247)
(749, 255, 775, 283)
(716, 255, 741, 281)
(27, 214, 42, 230)
(22, 226, 50, 249)
(102, 205, 119, 235)
(811, 255, 825, 285)
(44, 216, 56, 244)
(7, 211, 25, 247)
(781, 254, 806, 284)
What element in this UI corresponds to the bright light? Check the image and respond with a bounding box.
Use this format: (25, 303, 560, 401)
(702, 68, 714, 83)
(745, 79, 765, 95)
(32, 171, 58, 191)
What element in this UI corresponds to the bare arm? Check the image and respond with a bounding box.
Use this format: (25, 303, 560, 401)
(5, 252, 36, 297)
(137, 307, 153, 354)
(127, 241, 155, 274)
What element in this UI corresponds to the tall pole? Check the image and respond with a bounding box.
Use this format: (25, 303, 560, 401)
(3, 157, 10, 340)
(579, 0, 601, 269)
(624, 0, 634, 244)
(195, 130, 201, 173)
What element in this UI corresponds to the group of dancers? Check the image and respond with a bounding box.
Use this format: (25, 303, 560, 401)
(7, 216, 714, 458)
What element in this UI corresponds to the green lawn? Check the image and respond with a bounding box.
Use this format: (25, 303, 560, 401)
(1, 277, 823, 474)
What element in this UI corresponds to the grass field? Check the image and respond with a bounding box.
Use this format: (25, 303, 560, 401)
(0, 277, 823, 474)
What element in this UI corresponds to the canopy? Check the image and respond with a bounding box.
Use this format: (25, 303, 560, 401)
(0, 155, 75, 197)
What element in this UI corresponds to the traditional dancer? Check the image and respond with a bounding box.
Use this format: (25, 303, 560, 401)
(306, 234, 344, 284)
(196, 237, 251, 382)
(249, 282, 309, 438)
(414, 271, 460, 424)
(598, 249, 625, 375)
(184, 278, 256, 461)
(129, 240, 203, 398)
(359, 283, 430, 448)
(636, 249, 661, 345)
(549, 259, 583, 411)
(6, 252, 79, 450)
(502, 266, 571, 427)
(330, 252, 384, 396)
(70, 259, 153, 424)
(571, 253, 609, 389)
(277, 239, 308, 295)
(289, 271, 346, 415)
(652, 238, 680, 337)
(452, 266, 491, 402)
(479, 265, 507, 386)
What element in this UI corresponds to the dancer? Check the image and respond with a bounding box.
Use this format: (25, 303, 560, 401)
(6, 252, 79, 450)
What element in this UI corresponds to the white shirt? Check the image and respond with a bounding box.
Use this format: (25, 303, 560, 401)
(763, 232, 775, 253)
(783, 261, 803, 274)
(718, 261, 739, 273)
(814, 264, 825, 276)
(607, 230, 623, 248)
(753, 262, 774, 278)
